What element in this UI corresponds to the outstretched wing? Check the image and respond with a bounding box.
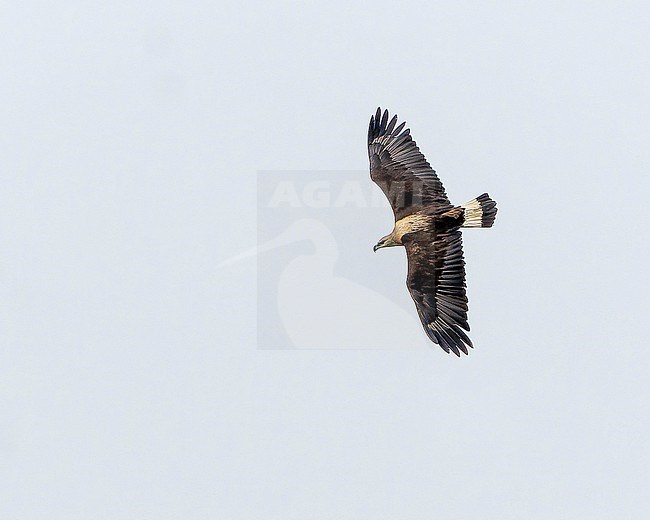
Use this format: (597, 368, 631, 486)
(368, 107, 452, 220)
(404, 229, 472, 356)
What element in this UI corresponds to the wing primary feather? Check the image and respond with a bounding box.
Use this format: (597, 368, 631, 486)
(443, 326, 468, 355)
(393, 121, 406, 135)
(452, 324, 473, 347)
(429, 327, 450, 354)
(380, 109, 388, 132)
(441, 331, 461, 356)
(386, 114, 398, 134)
(434, 323, 463, 356)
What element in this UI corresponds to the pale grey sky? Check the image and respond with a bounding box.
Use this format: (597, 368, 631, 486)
(2, 1, 649, 518)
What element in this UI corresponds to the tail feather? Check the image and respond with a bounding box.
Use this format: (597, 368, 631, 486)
(461, 193, 497, 228)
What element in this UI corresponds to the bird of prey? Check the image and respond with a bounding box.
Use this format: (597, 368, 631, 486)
(368, 108, 497, 355)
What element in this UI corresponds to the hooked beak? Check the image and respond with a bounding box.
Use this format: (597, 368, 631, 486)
(373, 242, 381, 253)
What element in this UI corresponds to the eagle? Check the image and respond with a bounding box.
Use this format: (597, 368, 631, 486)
(368, 108, 497, 355)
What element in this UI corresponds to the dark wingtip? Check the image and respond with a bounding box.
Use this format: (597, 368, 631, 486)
(431, 326, 459, 356)
(368, 107, 413, 151)
(371, 108, 411, 138)
(386, 114, 398, 134)
(380, 109, 389, 132)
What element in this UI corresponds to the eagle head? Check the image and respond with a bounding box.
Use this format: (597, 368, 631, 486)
(373, 233, 400, 252)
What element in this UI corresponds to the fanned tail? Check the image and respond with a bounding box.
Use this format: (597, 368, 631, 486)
(461, 193, 498, 228)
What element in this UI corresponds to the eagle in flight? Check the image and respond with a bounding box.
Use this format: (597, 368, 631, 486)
(368, 108, 497, 355)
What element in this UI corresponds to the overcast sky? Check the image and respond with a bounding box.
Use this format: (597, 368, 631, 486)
(2, 1, 649, 518)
